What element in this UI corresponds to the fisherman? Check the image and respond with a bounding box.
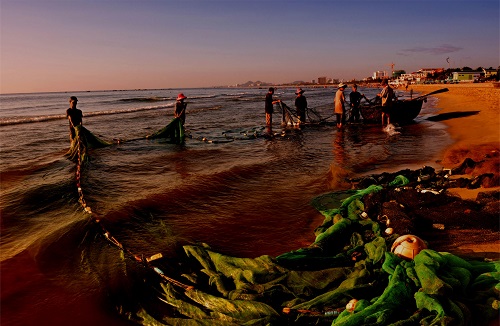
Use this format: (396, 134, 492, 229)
(174, 93, 187, 125)
(334, 83, 347, 128)
(294, 87, 307, 125)
(377, 79, 396, 126)
(265, 87, 281, 128)
(348, 84, 364, 123)
(66, 96, 83, 142)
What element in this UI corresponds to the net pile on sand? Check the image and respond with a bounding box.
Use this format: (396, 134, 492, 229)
(126, 169, 499, 325)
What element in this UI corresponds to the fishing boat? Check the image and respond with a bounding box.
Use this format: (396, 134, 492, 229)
(360, 98, 424, 124)
(360, 88, 449, 125)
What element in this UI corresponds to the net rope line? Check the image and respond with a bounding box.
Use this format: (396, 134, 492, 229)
(98, 104, 334, 146)
(74, 135, 351, 319)
(74, 136, 194, 291)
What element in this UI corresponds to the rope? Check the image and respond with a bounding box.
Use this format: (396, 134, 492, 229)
(74, 137, 194, 291)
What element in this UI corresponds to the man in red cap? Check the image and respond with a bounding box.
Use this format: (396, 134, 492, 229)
(175, 93, 187, 125)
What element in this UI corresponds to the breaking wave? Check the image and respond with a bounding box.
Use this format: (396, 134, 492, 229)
(0, 104, 174, 126)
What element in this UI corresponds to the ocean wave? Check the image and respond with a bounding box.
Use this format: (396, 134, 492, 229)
(116, 94, 220, 103)
(185, 94, 219, 100)
(0, 104, 174, 126)
(119, 97, 170, 103)
(0, 114, 67, 126)
(188, 105, 222, 113)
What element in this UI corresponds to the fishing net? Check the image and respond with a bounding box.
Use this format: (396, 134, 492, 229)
(120, 174, 499, 325)
(306, 107, 325, 124)
(67, 132, 499, 326)
(277, 102, 298, 127)
(66, 125, 112, 162)
(222, 127, 266, 141)
(278, 101, 329, 126)
(147, 117, 185, 143)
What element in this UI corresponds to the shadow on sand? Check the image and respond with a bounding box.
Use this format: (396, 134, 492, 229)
(426, 110, 480, 122)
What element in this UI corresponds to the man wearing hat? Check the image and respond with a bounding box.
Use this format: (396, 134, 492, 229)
(334, 83, 347, 128)
(294, 88, 307, 125)
(377, 79, 395, 126)
(66, 96, 83, 142)
(174, 93, 187, 125)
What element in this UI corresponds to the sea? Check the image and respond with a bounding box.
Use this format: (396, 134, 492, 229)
(0, 86, 453, 325)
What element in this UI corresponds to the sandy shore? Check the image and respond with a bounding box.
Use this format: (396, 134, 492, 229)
(409, 83, 499, 157)
(408, 83, 499, 257)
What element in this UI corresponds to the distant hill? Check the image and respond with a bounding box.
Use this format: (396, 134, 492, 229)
(236, 80, 273, 87)
(235, 80, 312, 87)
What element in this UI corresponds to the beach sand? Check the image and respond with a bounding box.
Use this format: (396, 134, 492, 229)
(408, 83, 500, 258)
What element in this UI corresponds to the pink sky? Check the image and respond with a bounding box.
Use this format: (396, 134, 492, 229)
(1, 0, 498, 94)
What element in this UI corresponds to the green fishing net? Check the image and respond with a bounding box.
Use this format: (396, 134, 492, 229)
(147, 117, 185, 143)
(66, 125, 111, 162)
(121, 176, 499, 325)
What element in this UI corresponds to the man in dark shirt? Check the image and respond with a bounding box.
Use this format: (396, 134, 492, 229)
(348, 84, 363, 123)
(66, 96, 83, 142)
(294, 88, 307, 125)
(265, 87, 280, 127)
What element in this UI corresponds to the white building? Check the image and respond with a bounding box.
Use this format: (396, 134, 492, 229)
(483, 68, 497, 79)
(373, 71, 388, 79)
(398, 74, 414, 81)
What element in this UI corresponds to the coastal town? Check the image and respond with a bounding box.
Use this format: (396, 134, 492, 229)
(235, 66, 500, 88)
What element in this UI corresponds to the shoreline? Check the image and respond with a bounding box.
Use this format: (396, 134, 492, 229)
(406, 83, 500, 257)
(409, 83, 499, 177)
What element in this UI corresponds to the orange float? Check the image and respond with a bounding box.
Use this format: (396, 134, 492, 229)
(391, 235, 427, 260)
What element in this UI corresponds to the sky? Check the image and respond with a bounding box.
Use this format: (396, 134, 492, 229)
(1, 0, 499, 94)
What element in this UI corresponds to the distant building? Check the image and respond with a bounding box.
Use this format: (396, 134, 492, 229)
(483, 68, 497, 78)
(452, 71, 483, 82)
(416, 68, 445, 81)
(404, 71, 422, 80)
(317, 76, 327, 84)
(398, 73, 414, 81)
(419, 68, 445, 76)
(373, 71, 388, 80)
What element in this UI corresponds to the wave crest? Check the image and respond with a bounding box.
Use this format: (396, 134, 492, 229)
(0, 104, 174, 126)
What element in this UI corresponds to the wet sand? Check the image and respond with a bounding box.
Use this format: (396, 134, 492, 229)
(409, 83, 500, 257)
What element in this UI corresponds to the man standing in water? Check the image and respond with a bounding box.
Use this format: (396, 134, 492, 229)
(66, 96, 82, 142)
(334, 83, 347, 128)
(378, 79, 395, 126)
(174, 93, 187, 125)
(265, 87, 280, 128)
(348, 84, 363, 123)
(294, 88, 307, 125)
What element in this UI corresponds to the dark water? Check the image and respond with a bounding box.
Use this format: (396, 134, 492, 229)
(0, 87, 452, 325)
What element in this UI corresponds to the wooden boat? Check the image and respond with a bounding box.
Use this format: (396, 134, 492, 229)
(360, 99, 424, 124)
(359, 88, 449, 125)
